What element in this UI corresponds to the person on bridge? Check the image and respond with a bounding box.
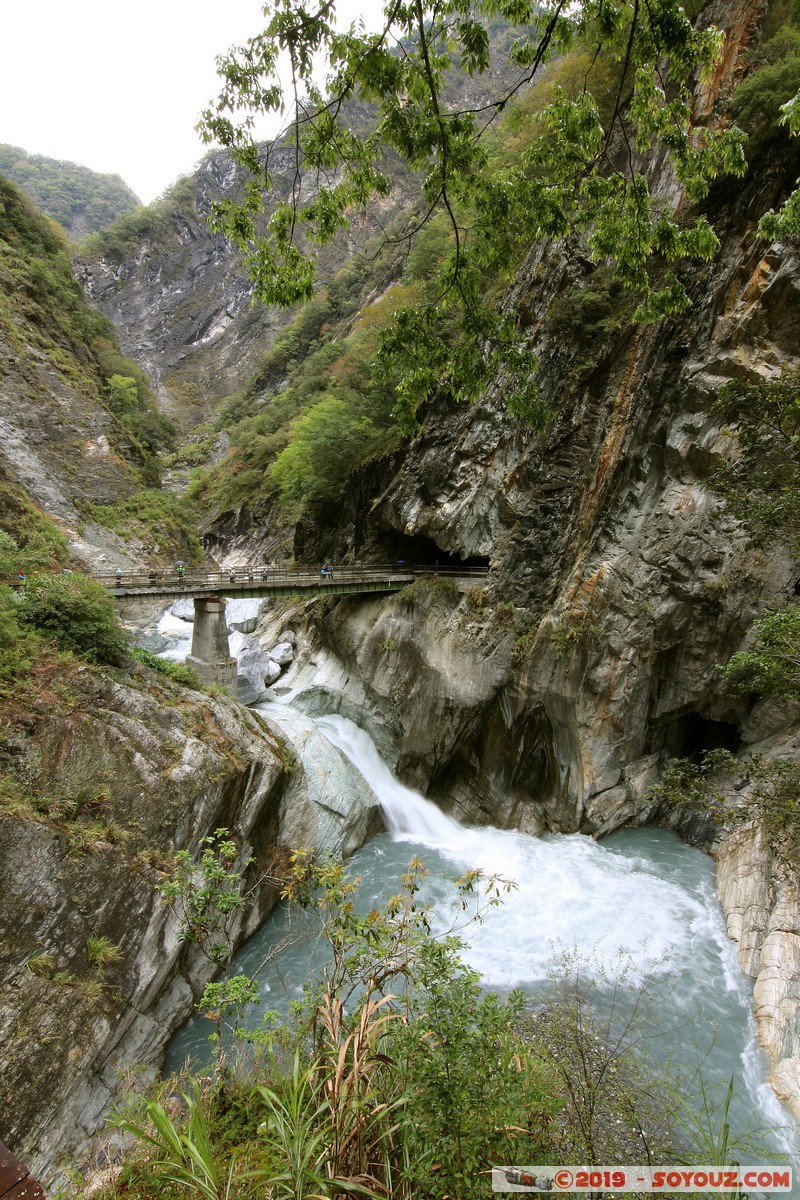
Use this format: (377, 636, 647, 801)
(115, 568, 123, 585)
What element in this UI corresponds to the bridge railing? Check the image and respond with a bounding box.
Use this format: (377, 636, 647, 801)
(90, 563, 489, 592)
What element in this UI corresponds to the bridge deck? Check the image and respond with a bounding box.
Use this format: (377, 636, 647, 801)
(95, 564, 488, 601)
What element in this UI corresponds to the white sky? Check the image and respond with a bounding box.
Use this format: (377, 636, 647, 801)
(1, 0, 377, 205)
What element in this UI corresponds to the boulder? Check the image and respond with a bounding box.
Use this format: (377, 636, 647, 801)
(226, 598, 263, 634)
(234, 633, 283, 705)
(269, 641, 294, 666)
(170, 599, 194, 622)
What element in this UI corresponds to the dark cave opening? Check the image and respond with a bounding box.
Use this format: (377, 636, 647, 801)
(378, 531, 490, 569)
(649, 710, 741, 760)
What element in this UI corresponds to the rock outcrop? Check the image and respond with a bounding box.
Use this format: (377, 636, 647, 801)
(0, 661, 379, 1184)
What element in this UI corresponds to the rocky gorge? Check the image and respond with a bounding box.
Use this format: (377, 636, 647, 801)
(2, 0, 800, 1186)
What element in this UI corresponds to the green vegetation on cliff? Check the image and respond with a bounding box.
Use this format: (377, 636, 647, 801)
(0, 176, 175, 481)
(80, 174, 201, 263)
(78, 489, 204, 565)
(189, 256, 405, 518)
(0, 144, 140, 240)
(188, 33, 657, 521)
(0, 174, 113, 354)
(0, 525, 128, 685)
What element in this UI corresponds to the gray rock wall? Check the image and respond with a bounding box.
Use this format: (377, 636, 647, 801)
(0, 664, 379, 1185)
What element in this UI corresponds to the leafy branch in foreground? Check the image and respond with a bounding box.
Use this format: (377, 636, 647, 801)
(199, 0, 746, 431)
(757, 72, 800, 239)
(160, 829, 259, 1075)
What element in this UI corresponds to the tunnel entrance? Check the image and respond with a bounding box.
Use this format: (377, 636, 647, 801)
(648, 710, 741, 760)
(379, 531, 490, 570)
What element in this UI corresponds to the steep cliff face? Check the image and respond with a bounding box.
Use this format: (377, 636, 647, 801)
(292, 196, 800, 833)
(74, 154, 276, 427)
(74, 150, 419, 433)
(0, 661, 378, 1184)
(0, 176, 176, 572)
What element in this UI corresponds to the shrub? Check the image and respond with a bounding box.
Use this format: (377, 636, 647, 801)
(732, 27, 800, 154)
(721, 602, 800, 701)
(492, 600, 518, 630)
(464, 584, 487, 611)
(0, 586, 38, 684)
(709, 372, 800, 554)
(25, 953, 56, 977)
(131, 647, 204, 689)
(81, 490, 203, 564)
(647, 749, 800, 877)
(0, 482, 69, 574)
(17, 573, 128, 666)
(398, 574, 460, 606)
(86, 935, 123, 969)
(270, 395, 389, 515)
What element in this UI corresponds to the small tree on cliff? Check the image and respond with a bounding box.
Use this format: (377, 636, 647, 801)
(160, 828, 260, 1075)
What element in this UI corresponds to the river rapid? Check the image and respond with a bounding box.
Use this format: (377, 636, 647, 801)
(167, 707, 795, 1165)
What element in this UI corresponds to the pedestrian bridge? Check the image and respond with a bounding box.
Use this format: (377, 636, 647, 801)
(98, 563, 436, 602)
(99, 563, 488, 691)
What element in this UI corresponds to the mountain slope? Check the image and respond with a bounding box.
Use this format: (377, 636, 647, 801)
(0, 175, 186, 570)
(0, 144, 140, 241)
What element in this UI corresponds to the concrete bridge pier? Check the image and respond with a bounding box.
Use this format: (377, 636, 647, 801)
(186, 596, 237, 692)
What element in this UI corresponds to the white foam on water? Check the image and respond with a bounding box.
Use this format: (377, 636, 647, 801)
(317, 715, 713, 986)
(155, 607, 194, 660)
(313, 713, 796, 1159)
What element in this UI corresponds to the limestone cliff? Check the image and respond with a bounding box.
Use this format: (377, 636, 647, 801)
(74, 149, 419, 434)
(0, 175, 180, 572)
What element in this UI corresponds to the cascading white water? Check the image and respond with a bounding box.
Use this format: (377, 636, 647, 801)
(168, 707, 794, 1158)
(316, 715, 737, 985)
(155, 607, 193, 659)
(312, 715, 795, 1153)
(315, 714, 461, 842)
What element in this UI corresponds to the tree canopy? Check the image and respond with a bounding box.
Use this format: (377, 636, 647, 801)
(199, 0, 751, 430)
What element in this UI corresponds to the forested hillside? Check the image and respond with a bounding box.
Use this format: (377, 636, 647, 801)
(0, 144, 140, 241)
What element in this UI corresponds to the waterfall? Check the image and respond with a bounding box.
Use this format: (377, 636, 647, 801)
(311, 714, 794, 1154)
(316, 715, 729, 984)
(315, 714, 461, 842)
